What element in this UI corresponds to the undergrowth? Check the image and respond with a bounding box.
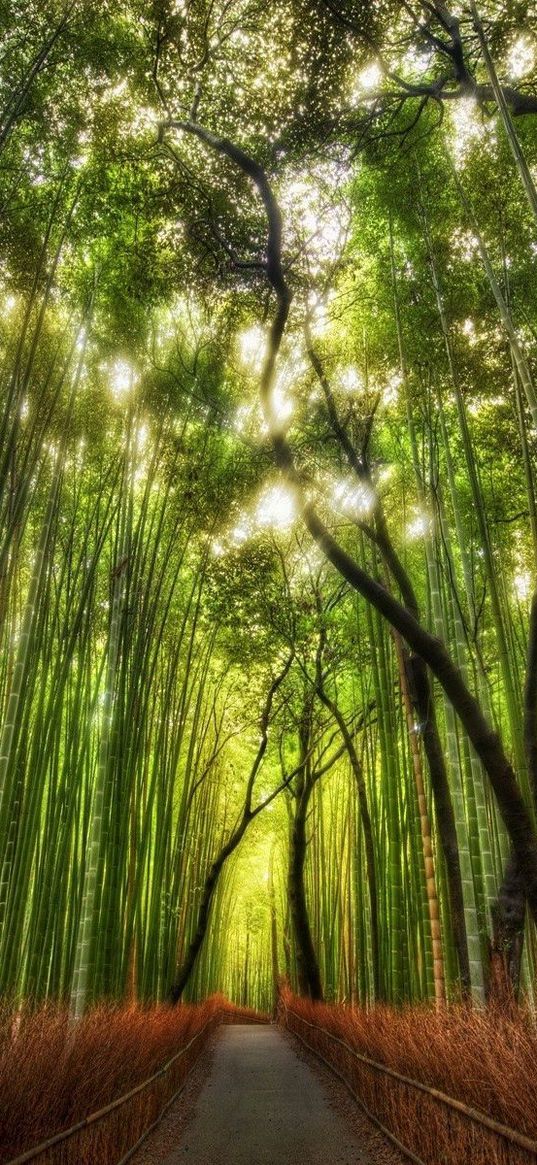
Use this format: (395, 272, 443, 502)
(0, 994, 263, 1164)
(280, 989, 537, 1165)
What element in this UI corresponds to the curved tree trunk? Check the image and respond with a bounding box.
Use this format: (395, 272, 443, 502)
(164, 120, 537, 936)
(305, 320, 470, 994)
(169, 655, 293, 1002)
(484, 593, 537, 1006)
(170, 844, 235, 1004)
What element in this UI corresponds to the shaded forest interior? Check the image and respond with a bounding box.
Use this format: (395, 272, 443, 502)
(3, 1, 537, 1157)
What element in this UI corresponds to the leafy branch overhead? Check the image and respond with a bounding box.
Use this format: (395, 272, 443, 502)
(0, 0, 537, 1026)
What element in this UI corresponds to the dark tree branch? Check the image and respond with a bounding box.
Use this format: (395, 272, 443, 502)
(320, 0, 537, 123)
(169, 653, 294, 1002)
(160, 117, 537, 953)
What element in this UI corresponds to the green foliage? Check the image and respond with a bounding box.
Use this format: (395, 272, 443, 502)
(1, 0, 537, 1013)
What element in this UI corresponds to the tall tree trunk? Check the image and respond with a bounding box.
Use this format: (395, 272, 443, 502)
(394, 631, 445, 1008)
(270, 852, 280, 1013)
(306, 297, 471, 994)
(170, 840, 238, 1003)
(470, 1, 537, 225)
(288, 783, 324, 1000)
(315, 681, 381, 1000)
(488, 851, 525, 1007)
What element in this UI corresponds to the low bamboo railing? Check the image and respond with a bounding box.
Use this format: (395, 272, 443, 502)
(280, 1002, 537, 1165)
(4, 1005, 266, 1165)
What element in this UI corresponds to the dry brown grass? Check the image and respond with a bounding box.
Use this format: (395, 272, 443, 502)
(0, 995, 265, 1165)
(279, 989, 537, 1165)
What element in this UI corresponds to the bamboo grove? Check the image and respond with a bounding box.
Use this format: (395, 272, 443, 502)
(2, 0, 537, 1017)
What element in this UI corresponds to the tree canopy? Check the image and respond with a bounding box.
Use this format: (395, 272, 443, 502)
(1, 0, 537, 1012)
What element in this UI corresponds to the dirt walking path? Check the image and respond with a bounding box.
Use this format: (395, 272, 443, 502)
(155, 1023, 374, 1164)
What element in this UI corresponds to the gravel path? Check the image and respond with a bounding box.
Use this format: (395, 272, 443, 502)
(131, 1023, 406, 1165)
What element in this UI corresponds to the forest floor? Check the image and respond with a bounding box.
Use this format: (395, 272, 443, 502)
(131, 1023, 406, 1165)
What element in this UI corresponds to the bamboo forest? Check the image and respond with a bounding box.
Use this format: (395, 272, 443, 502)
(3, 2, 537, 1163)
